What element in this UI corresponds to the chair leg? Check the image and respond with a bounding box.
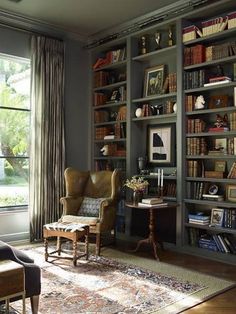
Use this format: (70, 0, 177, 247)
(96, 233, 101, 256)
(30, 295, 39, 314)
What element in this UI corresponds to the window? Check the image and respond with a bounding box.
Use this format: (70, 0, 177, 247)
(0, 53, 31, 211)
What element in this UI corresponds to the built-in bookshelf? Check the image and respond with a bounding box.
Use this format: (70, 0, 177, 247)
(182, 2, 236, 263)
(90, 0, 236, 262)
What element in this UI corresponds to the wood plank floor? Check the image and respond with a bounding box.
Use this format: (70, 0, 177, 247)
(115, 241, 236, 313)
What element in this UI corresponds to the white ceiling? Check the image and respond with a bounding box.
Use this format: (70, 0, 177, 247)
(0, 0, 179, 38)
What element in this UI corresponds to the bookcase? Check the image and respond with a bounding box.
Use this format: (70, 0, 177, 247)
(89, 0, 236, 263)
(182, 1, 236, 264)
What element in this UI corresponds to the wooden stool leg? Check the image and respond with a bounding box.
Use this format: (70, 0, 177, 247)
(22, 292, 26, 314)
(73, 240, 77, 266)
(85, 232, 89, 260)
(96, 233, 101, 256)
(6, 299, 9, 313)
(57, 236, 61, 256)
(44, 237, 48, 261)
(30, 295, 39, 314)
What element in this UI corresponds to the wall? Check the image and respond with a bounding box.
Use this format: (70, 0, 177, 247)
(0, 26, 89, 242)
(64, 39, 89, 170)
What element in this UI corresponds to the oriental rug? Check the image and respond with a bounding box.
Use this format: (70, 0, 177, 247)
(10, 245, 235, 314)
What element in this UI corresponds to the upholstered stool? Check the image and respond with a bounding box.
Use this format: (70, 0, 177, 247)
(43, 222, 89, 266)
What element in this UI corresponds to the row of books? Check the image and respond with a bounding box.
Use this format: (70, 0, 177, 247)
(186, 137, 207, 156)
(93, 47, 126, 70)
(199, 234, 236, 254)
(94, 92, 108, 106)
(164, 72, 177, 93)
(184, 69, 206, 90)
(185, 95, 197, 112)
(187, 118, 206, 133)
(184, 41, 236, 66)
(188, 228, 236, 254)
(94, 160, 126, 172)
(229, 112, 236, 131)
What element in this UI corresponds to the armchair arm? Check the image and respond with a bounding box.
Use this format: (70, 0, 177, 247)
(99, 198, 117, 231)
(60, 196, 83, 216)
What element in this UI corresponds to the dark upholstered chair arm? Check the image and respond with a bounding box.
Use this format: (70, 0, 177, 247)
(0, 241, 41, 297)
(60, 196, 83, 216)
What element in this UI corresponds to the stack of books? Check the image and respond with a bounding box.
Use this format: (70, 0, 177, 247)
(188, 213, 210, 225)
(204, 76, 232, 87)
(138, 198, 167, 207)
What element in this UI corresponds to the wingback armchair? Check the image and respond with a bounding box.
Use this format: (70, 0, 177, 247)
(60, 168, 121, 255)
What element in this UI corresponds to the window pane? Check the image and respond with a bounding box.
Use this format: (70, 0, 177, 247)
(0, 59, 30, 109)
(0, 108, 30, 157)
(0, 157, 29, 207)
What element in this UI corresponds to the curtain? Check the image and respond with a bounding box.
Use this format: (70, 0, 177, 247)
(30, 35, 65, 241)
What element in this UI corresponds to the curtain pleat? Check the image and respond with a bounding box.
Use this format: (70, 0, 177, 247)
(30, 36, 65, 241)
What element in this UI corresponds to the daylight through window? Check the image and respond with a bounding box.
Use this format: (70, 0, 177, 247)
(0, 53, 30, 211)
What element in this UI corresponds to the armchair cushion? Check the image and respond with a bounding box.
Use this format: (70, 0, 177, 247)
(61, 214, 99, 226)
(79, 197, 106, 217)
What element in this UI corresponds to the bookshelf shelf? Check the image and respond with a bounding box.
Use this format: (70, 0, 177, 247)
(93, 60, 127, 72)
(186, 155, 236, 160)
(184, 81, 236, 93)
(184, 55, 236, 70)
(185, 223, 236, 235)
(186, 177, 236, 184)
(93, 101, 127, 110)
(94, 120, 126, 126)
(132, 45, 176, 62)
(132, 92, 177, 103)
(186, 130, 236, 137)
(93, 80, 127, 92)
(184, 198, 236, 208)
(186, 106, 236, 116)
(94, 138, 126, 143)
(94, 156, 126, 160)
(132, 113, 176, 122)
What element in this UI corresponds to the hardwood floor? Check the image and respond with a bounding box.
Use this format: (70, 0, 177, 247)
(114, 240, 236, 314)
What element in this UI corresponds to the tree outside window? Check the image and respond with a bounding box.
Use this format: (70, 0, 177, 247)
(0, 55, 30, 210)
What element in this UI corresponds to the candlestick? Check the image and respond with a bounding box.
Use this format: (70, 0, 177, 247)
(157, 168, 160, 187)
(161, 169, 163, 187)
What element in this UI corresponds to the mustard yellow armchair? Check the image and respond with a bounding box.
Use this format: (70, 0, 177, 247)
(60, 167, 120, 255)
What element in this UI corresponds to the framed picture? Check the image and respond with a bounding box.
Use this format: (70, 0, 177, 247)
(147, 124, 175, 165)
(214, 160, 226, 172)
(226, 184, 236, 202)
(210, 208, 224, 226)
(143, 65, 165, 97)
(214, 138, 227, 153)
(209, 95, 228, 109)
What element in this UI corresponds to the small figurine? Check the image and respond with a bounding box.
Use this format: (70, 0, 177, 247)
(168, 27, 173, 46)
(194, 95, 205, 110)
(140, 35, 147, 55)
(214, 114, 228, 128)
(154, 32, 161, 50)
(100, 145, 109, 156)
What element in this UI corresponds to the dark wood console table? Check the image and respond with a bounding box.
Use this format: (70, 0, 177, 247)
(125, 202, 178, 261)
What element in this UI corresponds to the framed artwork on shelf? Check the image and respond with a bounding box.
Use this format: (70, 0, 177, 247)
(226, 184, 236, 202)
(214, 160, 226, 172)
(210, 208, 224, 227)
(143, 64, 165, 97)
(147, 124, 175, 165)
(208, 95, 228, 109)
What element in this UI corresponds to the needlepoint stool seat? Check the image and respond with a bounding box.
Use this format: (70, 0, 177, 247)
(43, 222, 89, 266)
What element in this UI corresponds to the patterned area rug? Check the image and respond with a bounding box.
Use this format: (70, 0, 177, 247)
(11, 245, 235, 314)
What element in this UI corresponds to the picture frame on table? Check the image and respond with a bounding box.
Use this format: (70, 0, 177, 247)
(143, 64, 165, 97)
(210, 208, 224, 227)
(147, 124, 175, 165)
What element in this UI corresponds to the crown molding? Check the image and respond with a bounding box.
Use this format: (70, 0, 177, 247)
(0, 8, 87, 42)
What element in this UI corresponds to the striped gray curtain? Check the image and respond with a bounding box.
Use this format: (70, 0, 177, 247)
(30, 35, 65, 241)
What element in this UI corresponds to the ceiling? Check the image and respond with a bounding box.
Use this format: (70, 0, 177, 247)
(0, 0, 180, 39)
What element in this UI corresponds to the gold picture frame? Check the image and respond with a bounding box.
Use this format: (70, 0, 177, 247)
(143, 64, 165, 97)
(226, 184, 236, 202)
(214, 160, 226, 172)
